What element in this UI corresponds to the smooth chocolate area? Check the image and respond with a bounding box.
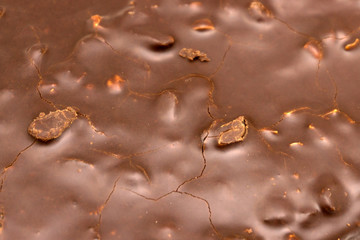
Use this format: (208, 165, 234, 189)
(1, 0, 360, 239)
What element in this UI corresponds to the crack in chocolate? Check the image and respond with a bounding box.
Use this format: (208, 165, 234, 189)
(256, 126, 295, 170)
(27, 47, 57, 110)
(76, 112, 109, 137)
(4, 1, 360, 239)
(325, 68, 339, 110)
(175, 128, 210, 192)
(256, 107, 360, 178)
(166, 73, 217, 114)
(273, 16, 312, 39)
(180, 191, 222, 239)
(96, 35, 152, 88)
(0, 140, 36, 192)
(27, 27, 58, 110)
(105, 187, 222, 239)
(334, 145, 354, 169)
(264, 108, 357, 133)
(209, 31, 233, 78)
(93, 175, 122, 240)
(91, 126, 220, 237)
(26, 45, 110, 138)
(268, 107, 312, 129)
(92, 144, 169, 163)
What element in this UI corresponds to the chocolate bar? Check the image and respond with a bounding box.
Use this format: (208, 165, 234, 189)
(1, 0, 360, 239)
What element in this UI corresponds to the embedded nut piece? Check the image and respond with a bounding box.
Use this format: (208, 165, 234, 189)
(217, 116, 248, 146)
(28, 107, 78, 141)
(179, 48, 210, 62)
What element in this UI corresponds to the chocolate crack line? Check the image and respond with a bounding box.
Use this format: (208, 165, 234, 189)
(0, 140, 36, 192)
(95, 184, 222, 240)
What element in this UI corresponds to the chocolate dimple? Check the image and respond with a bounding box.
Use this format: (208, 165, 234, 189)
(299, 209, 322, 228)
(149, 35, 175, 51)
(312, 174, 349, 216)
(259, 196, 294, 227)
(192, 19, 215, 32)
(28, 107, 78, 141)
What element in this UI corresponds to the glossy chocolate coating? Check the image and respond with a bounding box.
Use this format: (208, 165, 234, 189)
(1, 0, 360, 239)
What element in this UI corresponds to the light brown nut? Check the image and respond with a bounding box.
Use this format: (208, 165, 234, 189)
(179, 48, 210, 62)
(28, 107, 78, 141)
(217, 116, 248, 146)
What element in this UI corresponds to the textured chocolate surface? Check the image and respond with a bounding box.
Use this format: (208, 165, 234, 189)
(1, 0, 360, 239)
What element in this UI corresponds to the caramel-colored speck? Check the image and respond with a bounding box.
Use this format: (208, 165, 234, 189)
(91, 14, 102, 28)
(345, 38, 359, 51)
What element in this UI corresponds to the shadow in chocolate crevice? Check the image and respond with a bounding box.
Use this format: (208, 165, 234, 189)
(311, 173, 349, 216)
(148, 37, 175, 52)
(34, 137, 61, 145)
(299, 208, 322, 229)
(338, 228, 360, 240)
(257, 195, 295, 227)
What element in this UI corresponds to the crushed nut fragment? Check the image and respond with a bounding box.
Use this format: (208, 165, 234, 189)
(107, 74, 125, 94)
(304, 40, 323, 59)
(179, 48, 210, 62)
(289, 142, 303, 147)
(217, 116, 248, 146)
(248, 1, 273, 20)
(345, 38, 359, 51)
(91, 14, 102, 28)
(287, 233, 300, 240)
(192, 19, 215, 31)
(244, 228, 253, 234)
(28, 107, 78, 141)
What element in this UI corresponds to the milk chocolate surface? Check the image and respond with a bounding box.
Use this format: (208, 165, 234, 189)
(1, 0, 360, 239)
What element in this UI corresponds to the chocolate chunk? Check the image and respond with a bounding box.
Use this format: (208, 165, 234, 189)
(217, 116, 248, 146)
(178, 48, 210, 62)
(28, 107, 78, 141)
